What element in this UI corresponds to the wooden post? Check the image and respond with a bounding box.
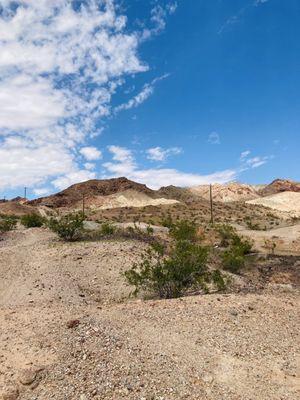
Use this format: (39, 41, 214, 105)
(210, 184, 214, 224)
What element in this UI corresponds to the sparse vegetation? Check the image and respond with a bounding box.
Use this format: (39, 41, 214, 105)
(21, 213, 45, 228)
(124, 220, 226, 299)
(100, 222, 116, 236)
(48, 213, 84, 241)
(0, 215, 18, 232)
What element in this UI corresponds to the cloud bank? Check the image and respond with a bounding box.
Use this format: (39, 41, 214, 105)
(0, 0, 149, 191)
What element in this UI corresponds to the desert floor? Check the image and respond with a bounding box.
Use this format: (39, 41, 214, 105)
(0, 227, 299, 400)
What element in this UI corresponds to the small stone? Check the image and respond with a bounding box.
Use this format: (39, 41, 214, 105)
(2, 387, 19, 400)
(66, 319, 80, 329)
(19, 369, 37, 385)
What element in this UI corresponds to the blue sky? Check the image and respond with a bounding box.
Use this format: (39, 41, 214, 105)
(0, 0, 299, 199)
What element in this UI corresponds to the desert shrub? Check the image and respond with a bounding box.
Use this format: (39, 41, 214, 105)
(211, 269, 227, 291)
(221, 248, 245, 274)
(146, 225, 154, 235)
(161, 214, 173, 228)
(100, 222, 116, 236)
(221, 235, 253, 274)
(169, 219, 198, 242)
(124, 219, 226, 299)
(21, 214, 45, 228)
(48, 213, 84, 241)
(0, 216, 17, 232)
(216, 224, 237, 247)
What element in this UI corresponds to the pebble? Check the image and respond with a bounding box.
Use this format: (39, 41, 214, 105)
(2, 387, 19, 400)
(19, 369, 37, 385)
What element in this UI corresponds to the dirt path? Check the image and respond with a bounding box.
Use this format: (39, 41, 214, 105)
(0, 228, 299, 400)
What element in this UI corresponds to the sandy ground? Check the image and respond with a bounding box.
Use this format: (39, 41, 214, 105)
(236, 222, 300, 255)
(247, 191, 300, 217)
(0, 228, 299, 400)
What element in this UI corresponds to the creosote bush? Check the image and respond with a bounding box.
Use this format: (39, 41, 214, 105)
(100, 222, 116, 236)
(124, 220, 226, 299)
(48, 213, 84, 241)
(21, 214, 45, 228)
(218, 224, 253, 274)
(0, 215, 18, 233)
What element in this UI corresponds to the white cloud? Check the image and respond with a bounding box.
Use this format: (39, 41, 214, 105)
(146, 146, 182, 162)
(240, 150, 251, 160)
(0, 1, 160, 193)
(208, 132, 221, 145)
(115, 74, 169, 113)
(33, 187, 51, 197)
(84, 162, 96, 170)
(103, 145, 237, 189)
(254, 0, 269, 5)
(140, 2, 177, 40)
(245, 156, 270, 168)
(52, 170, 96, 191)
(239, 150, 272, 169)
(80, 146, 102, 161)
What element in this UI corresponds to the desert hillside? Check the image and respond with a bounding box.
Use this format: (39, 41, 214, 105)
(259, 179, 300, 197)
(29, 177, 159, 209)
(247, 191, 300, 217)
(189, 182, 260, 202)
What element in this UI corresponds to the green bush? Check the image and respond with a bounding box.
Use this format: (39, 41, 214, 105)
(221, 248, 245, 274)
(100, 222, 116, 236)
(169, 219, 198, 242)
(0, 216, 17, 232)
(221, 235, 253, 274)
(48, 213, 84, 241)
(21, 214, 44, 228)
(216, 224, 237, 247)
(124, 220, 225, 299)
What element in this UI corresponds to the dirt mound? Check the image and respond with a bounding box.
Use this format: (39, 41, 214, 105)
(189, 182, 259, 203)
(247, 191, 300, 216)
(259, 179, 300, 197)
(29, 177, 158, 209)
(0, 202, 38, 216)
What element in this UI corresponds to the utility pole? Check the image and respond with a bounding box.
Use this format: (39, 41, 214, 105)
(209, 184, 214, 225)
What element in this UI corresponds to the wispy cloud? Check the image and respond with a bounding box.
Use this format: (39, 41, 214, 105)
(141, 2, 178, 40)
(146, 146, 182, 162)
(239, 150, 273, 169)
(218, 0, 270, 34)
(208, 132, 221, 145)
(115, 74, 169, 113)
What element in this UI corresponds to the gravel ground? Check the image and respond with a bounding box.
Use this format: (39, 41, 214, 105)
(0, 228, 299, 400)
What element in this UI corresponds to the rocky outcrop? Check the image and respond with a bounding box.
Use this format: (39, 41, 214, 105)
(259, 179, 300, 197)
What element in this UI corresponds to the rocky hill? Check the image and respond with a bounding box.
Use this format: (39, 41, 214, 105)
(259, 179, 300, 197)
(189, 182, 259, 203)
(29, 177, 159, 209)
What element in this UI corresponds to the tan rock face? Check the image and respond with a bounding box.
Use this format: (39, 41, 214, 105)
(189, 182, 259, 203)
